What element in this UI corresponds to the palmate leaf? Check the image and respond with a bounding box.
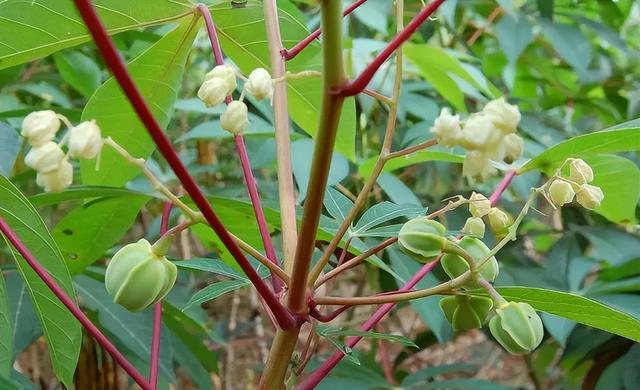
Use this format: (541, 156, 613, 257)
(0, 175, 81, 387)
(0, 0, 193, 69)
(80, 16, 200, 187)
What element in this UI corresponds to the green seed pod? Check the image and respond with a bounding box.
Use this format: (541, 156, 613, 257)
(398, 218, 447, 263)
(105, 239, 177, 312)
(489, 302, 543, 355)
(439, 295, 493, 331)
(441, 236, 499, 288)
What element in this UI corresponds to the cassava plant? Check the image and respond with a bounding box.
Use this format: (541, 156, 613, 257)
(0, 0, 639, 389)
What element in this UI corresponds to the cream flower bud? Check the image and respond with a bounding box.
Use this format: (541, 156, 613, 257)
(68, 120, 102, 159)
(430, 108, 461, 147)
(36, 159, 73, 192)
(245, 68, 273, 100)
(548, 180, 575, 207)
(21, 110, 61, 146)
(197, 77, 228, 107)
(503, 133, 524, 163)
(468, 192, 491, 217)
(463, 151, 496, 182)
(483, 97, 521, 134)
(204, 65, 237, 94)
(576, 184, 604, 210)
(24, 142, 65, 173)
(462, 217, 485, 237)
(488, 207, 509, 230)
(220, 101, 249, 135)
(460, 114, 500, 150)
(568, 158, 594, 184)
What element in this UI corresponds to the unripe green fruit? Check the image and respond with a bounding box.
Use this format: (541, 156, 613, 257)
(105, 239, 177, 312)
(398, 218, 447, 263)
(489, 301, 543, 355)
(441, 237, 499, 288)
(439, 295, 493, 331)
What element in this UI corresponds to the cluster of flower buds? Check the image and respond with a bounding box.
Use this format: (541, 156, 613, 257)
(197, 65, 275, 136)
(548, 158, 603, 210)
(105, 238, 177, 312)
(21, 110, 102, 192)
(431, 97, 524, 181)
(461, 192, 510, 238)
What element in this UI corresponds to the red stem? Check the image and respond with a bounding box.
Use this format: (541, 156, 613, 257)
(282, 0, 369, 61)
(72, 0, 296, 330)
(297, 171, 518, 389)
(149, 202, 173, 388)
(197, 4, 283, 292)
(0, 218, 152, 390)
(333, 0, 448, 97)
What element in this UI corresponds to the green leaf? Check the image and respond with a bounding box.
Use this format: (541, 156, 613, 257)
(324, 187, 354, 222)
(542, 22, 590, 76)
(519, 126, 640, 172)
(359, 151, 464, 178)
(0, 0, 193, 69)
(404, 44, 500, 111)
(0, 269, 11, 377)
(80, 16, 200, 187)
(0, 175, 81, 387)
(74, 276, 175, 381)
(0, 123, 19, 176)
(212, 0, 357, 160)
(183, 280, 248, 311)
(585, 155, 640, 223)
(402, 364, 476, 387)
(316, 325, 418, 348)
(495, 14, 533, 64)
(486, 287, 640, 343)
(352, 202, 426, 236)
(53, 51, 101, 97)
(53, 196, 150, 274)
(423, 379, 514, 390)
(175, 258, 248, 281)
(30, 186, 154, 206)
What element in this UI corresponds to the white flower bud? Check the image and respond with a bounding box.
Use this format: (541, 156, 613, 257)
(548, 180, 575, 207)
(197, 77, 228, 107)
(462, 216, 485, 237)
(24, 142, 65, 173)
(488, 208, 509, 231)
(21, 110, 61, 146)
(68, 120, 102, 159)
(469, 192, 491, 217)
(483, 97, 521, 134)
(576, 184, 604, 210)
(36, 159, 73, 192)
(460, 114, 501, 150)
(220, 101, 249, 135)
(568, 158, 594, 184)
(430, 108, 461, 147)
(503, 133, 524, 163)
(245, 68, 273, 100)
(204, 65, 237, 95)
(463, 151, 496, 182)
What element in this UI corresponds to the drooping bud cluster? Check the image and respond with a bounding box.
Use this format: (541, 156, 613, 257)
(198, 65, 237, 107)
(546, 159, 603, 210)
(221, 101, 249, 135)
(430, 97, 524, 181)
(245, 68, 274, 101)
(21, 111, 102, 192)
(461, 192, 511, 239)
(105, 238, 177, 312)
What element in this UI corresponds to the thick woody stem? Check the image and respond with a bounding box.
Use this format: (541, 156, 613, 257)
(263, 0, 299, 273)
(73, 0, 296, 330)
(282, 0, 369, 60)
(0, 218, 153, 390)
